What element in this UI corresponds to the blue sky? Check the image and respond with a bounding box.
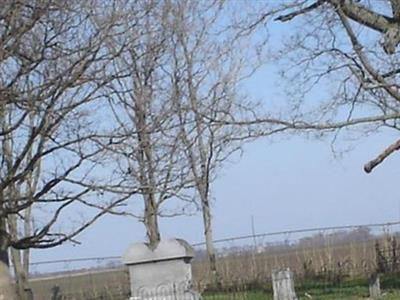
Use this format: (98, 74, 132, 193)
(29, 5, 400, 271)
(29, 129, 400, 272)
(30, 72, 400, 270)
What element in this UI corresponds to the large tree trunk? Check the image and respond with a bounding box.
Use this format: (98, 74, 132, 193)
(0, 219, 16, 299)
(10, 246, 31, 300)
(8, 191, 32, 300)
(0, 261, 16, 300)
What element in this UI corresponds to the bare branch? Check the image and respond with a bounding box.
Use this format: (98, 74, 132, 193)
(364, 139, 400, 173)
(275, 0, 325, 22)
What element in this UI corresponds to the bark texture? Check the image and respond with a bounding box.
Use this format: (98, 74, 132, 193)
(0, 261, 16, 300)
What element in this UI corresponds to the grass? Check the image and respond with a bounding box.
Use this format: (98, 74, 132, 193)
(298, 286, 400, 299)
(203, 288, 400, 300)
(28, 265, 400, 299)
(202, 273, 400, 300)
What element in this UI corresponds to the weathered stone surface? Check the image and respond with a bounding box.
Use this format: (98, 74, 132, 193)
(122, 239, 199, 300)
(369, 272, 381, 299)
(122, 239, 194, 265)
(272, 269, 297, 300)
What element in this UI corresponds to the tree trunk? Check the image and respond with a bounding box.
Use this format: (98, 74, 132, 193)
(10, 248, 31, 300)
(144, 194, 160, 249)
(0, 261, 16, 300)
(8, 191, 32, 300)
(0, 219, 16, 300)
(200, 191, 219, 286)
(134, 81, 161, 249)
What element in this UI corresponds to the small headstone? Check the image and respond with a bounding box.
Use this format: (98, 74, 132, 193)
(272, 268, 298, 300)
(369, 273, 381, 299)
(122, 238, 200, 300)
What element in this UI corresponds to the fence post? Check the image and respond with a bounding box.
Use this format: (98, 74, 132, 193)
(272, 268, 298, 300)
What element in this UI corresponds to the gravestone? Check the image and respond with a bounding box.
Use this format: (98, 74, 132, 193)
(369, 273, 381, 299)
(272, 268, 298, 300)
(122, 238, 200, 300)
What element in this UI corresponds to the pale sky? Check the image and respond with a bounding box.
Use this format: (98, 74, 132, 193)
(30, 72, 400, 272)
(29, 8, 400, 273)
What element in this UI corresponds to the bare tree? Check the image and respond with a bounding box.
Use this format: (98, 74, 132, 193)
(232, 0, 400, 173)
(167, 0, 263, 285)
(103, 0, 193, 248)
(0, 1, 130, 297)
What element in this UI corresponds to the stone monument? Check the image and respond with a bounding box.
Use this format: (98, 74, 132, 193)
(369, 272, 381, 299)
(122, 238, 200, 300)
(272, 268, 298, 300)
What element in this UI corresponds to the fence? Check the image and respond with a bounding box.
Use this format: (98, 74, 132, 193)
(26, 221, 400, 299)
(192, 221, 400, 288)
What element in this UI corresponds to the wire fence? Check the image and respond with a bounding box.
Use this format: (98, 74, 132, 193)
(25, 221, 400, 299)
(28, 256, 123, 277)
(28, 221, 400, 275)
(193, 221, 400, 287)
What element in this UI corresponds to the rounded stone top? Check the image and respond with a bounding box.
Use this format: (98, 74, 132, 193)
(122, 238, 194, 265)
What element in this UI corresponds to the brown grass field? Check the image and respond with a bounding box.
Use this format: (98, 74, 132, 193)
(28, 234, 400, 299)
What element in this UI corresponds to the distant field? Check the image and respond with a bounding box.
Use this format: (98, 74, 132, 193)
(29, 268, 130, 300)
(27, 232, 400, 299)
(193, 239, 379, 285)
(28, 267, 400, 299)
